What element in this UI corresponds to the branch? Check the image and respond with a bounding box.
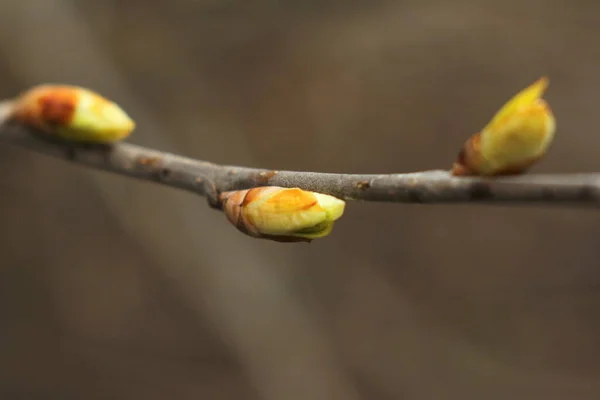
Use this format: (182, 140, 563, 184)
(0, 103, 599, 208)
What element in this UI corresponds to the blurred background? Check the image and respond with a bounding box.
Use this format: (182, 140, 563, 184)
(0, 0, 599, 399)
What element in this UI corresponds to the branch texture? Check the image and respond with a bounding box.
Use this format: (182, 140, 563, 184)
(1, 102, 599, 208)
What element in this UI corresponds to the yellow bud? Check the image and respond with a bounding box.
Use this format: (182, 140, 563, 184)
(452, 77, 556, 176)
(10, 84, 135, 143)
(220, 187, 346, 242)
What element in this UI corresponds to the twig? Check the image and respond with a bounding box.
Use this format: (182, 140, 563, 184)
(0, 105, 599, 208)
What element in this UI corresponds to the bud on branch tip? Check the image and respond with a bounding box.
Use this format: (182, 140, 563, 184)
(452, 76, 556, 176)
(220, 187, 346, 242)
(10, 84, 135, 143)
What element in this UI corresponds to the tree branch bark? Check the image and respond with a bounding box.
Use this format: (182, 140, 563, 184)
(1, 104, 599, 208)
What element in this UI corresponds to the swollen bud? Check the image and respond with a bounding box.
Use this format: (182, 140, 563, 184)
(10, 84, 135, 143)
(452, 77, 556, 176)
(220, 187, 346, 242)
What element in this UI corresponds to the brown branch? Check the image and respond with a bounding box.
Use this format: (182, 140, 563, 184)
(0, 105, 599, 208)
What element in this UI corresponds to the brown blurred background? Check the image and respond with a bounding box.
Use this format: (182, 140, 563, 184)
(1, 0, 600, 399)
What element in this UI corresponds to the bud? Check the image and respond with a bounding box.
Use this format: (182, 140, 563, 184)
(10, 84, 135, 143)
(220, 187, 346, 242)
(452, 77, 556, 176)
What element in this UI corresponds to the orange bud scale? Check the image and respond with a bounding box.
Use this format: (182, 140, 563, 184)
(12, 86, 79, 130)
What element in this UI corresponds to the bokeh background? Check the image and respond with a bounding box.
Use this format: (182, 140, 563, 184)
(1, 1, 599, 399)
